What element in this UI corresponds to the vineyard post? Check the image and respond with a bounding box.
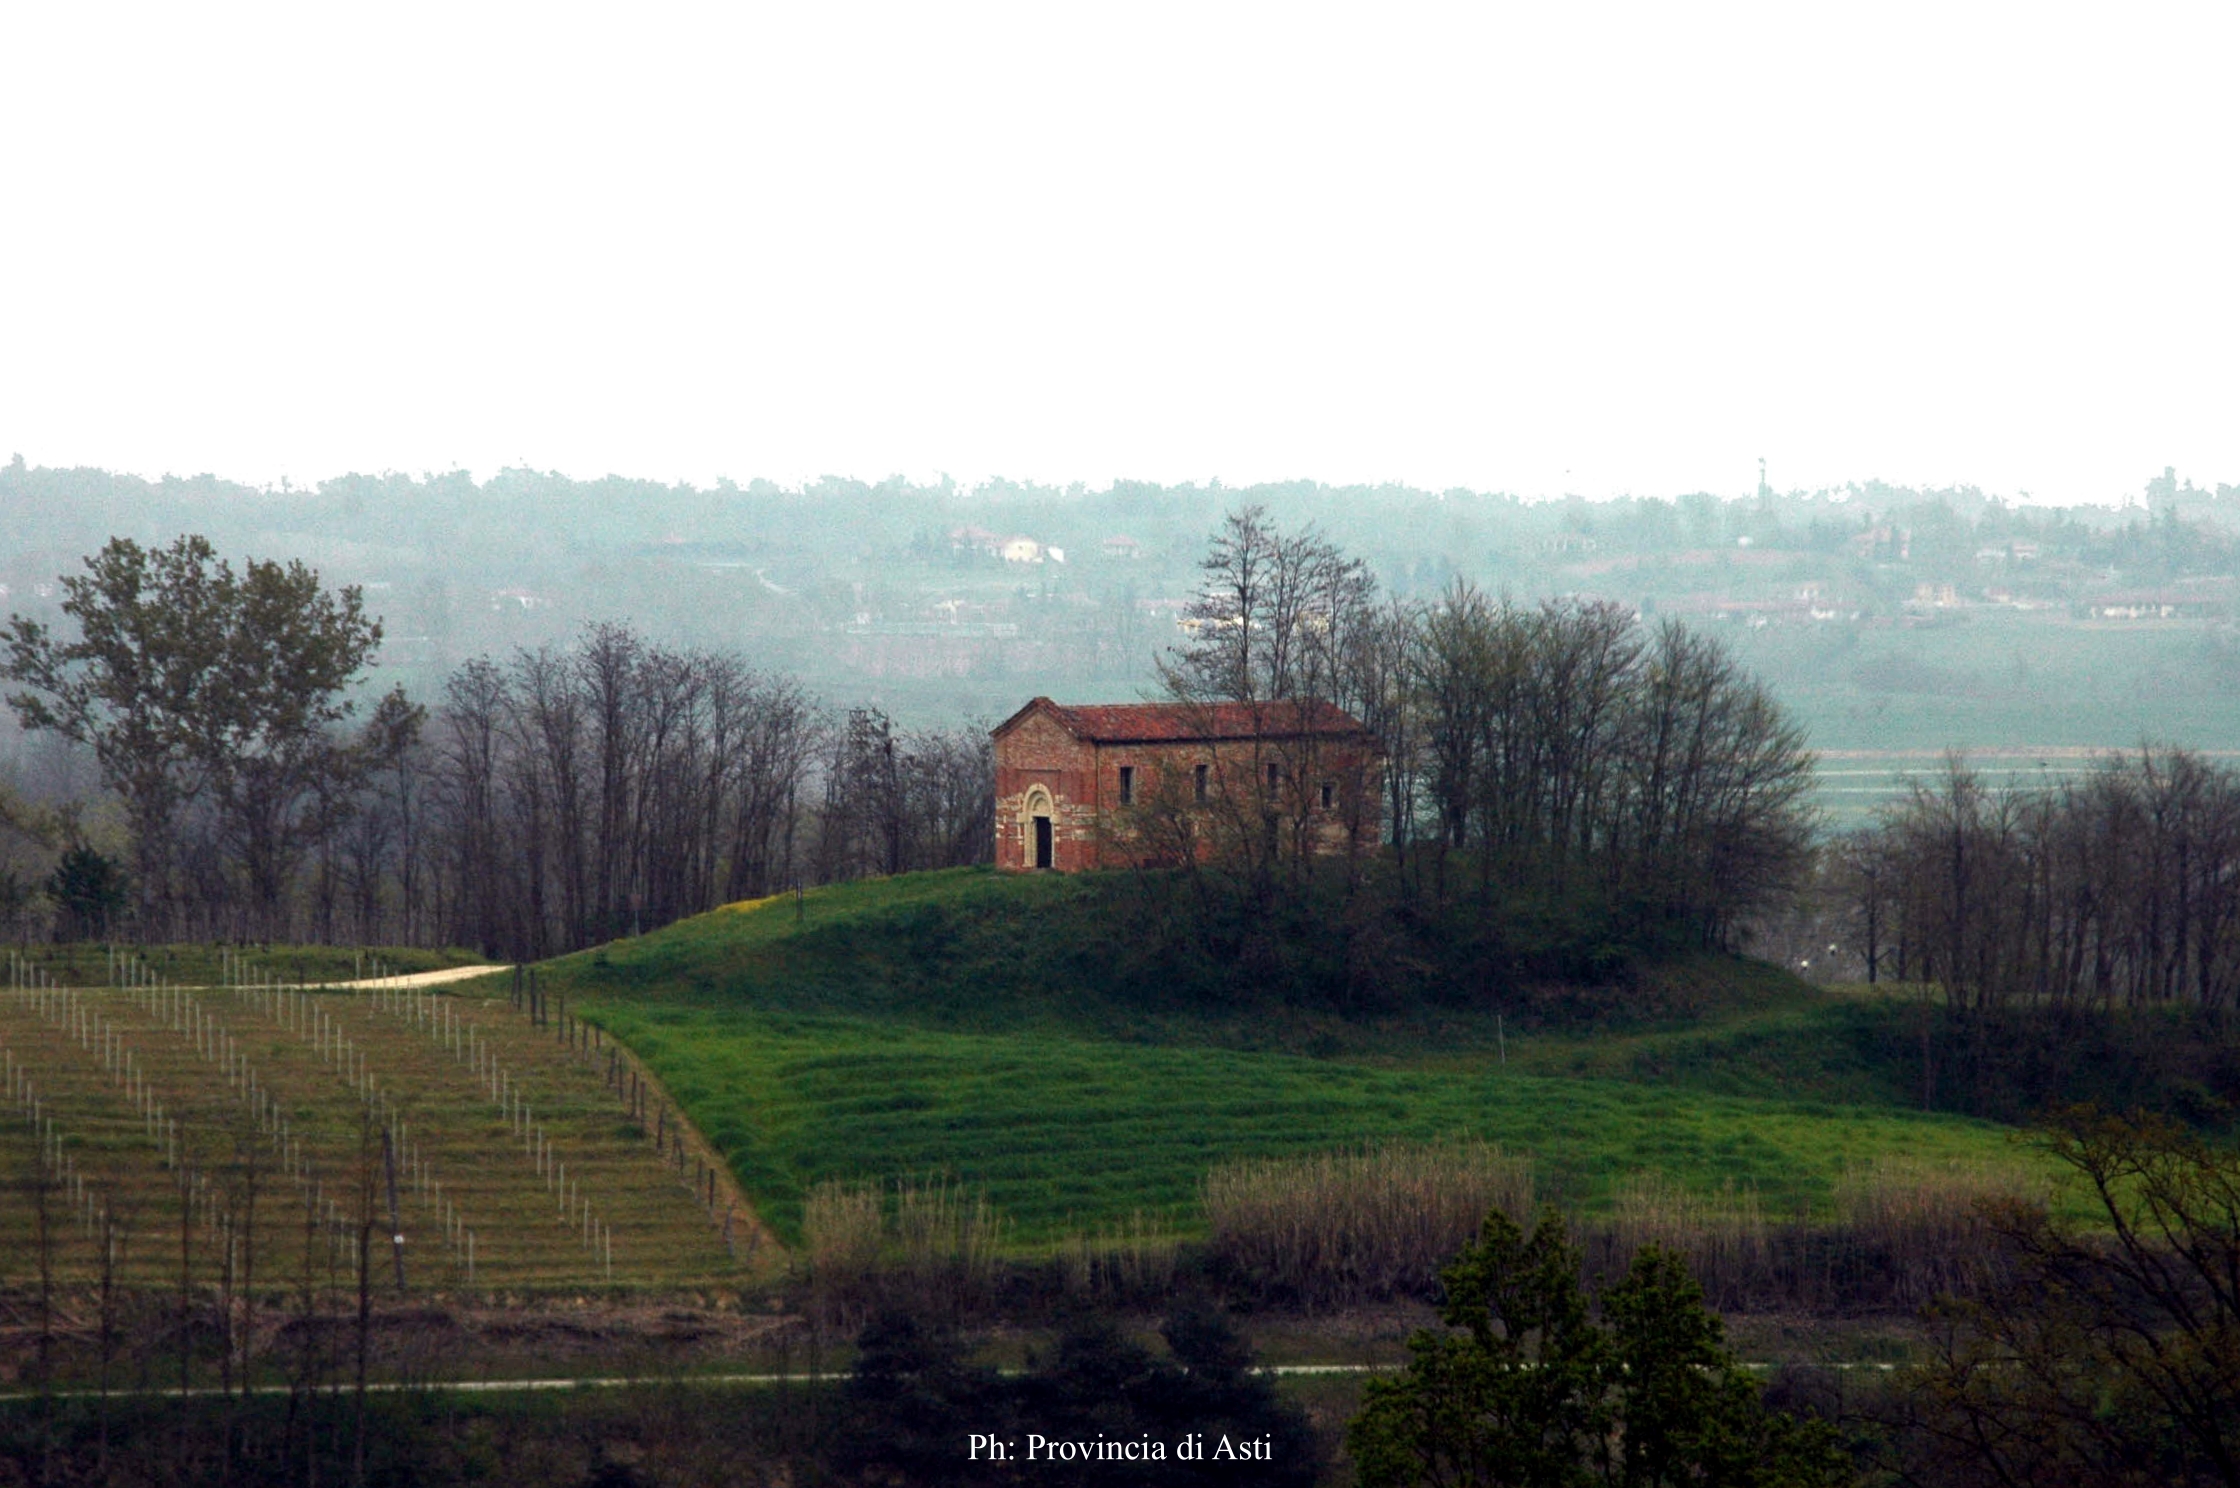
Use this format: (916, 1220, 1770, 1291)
(237, 1144, 262, 1459)
(352, 1112, 377, 1488)
(219, 1208, 238, 1406)
(177, 1161, 195, 1454)
(33, 1134, 56, 1484)
(96, 1202, 126, 1478)
(285, 1188, 317, 1477)
(382, 1126, 406, 1292)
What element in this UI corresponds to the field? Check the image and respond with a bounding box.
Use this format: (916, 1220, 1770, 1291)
(0, 950, 756, 1292)
(592, 1000, 2037, 1245)
(0, 871, 2120, 1299)
(1722, 608, 2240, 826)
(535, 871, 2055, 1248)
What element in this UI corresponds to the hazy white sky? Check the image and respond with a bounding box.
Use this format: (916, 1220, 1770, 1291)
(4, 3, 2235, 503)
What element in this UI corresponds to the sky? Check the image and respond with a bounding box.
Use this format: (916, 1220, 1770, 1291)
(4, 3, 2236, 504)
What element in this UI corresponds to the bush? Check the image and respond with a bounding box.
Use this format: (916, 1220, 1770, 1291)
(834, 1300, 1319, 1487)
(1894, 1107, 2240, 1487)
(1348, 1208, 1851, 1487)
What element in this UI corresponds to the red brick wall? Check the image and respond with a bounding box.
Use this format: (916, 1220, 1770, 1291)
(993, 710, 1097, 870)
(994, 707, 1382, 873)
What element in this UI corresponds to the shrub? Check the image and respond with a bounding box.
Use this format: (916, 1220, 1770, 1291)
(836, 1299, 1320, 1487)
(1895, 1107, 2240, 1488)
(1349, 1209, 1851, 1488)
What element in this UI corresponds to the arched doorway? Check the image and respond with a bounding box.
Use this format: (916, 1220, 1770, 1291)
(1020, 785, 1056, 869)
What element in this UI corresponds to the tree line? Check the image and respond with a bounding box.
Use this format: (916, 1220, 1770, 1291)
(429, 631, 991, 958)
(3, 537, 993, 955)
(6, 524, 1816, 970)
(1153, 507, 1816, 983)
(1833, 747, 2240, 1014)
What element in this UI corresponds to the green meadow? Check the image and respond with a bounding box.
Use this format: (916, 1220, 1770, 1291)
(547, 870, 2045, 1246)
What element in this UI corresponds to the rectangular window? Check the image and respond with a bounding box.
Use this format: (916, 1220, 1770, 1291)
(1118, 765, 1134, 806)
(1320, 781, 1335, 811)
(1194, 764, 1209, 803)
(1266, 762, 1280, 797)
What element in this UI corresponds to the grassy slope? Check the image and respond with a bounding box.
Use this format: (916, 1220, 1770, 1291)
(549, 870, 2043, 1244)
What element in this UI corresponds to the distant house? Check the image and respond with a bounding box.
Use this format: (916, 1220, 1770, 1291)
(1848, 524, 1910, 562)
(947, 525, 1001, 557)
(1975, 540, 2043, 565)
(990, 697, 1380, 872)
(1910, 582, 1961, 609)
(1100, 535, 1142, 560)
(1662, 593, 1851, 627)
(999, 536, 1045, 564)
(2087, 588, 2230, 621)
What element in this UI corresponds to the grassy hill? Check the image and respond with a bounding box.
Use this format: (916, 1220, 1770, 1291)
(540, 869, 2056, 1245)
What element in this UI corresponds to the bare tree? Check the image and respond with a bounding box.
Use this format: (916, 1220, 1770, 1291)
(1856, 747, 2240, 1016)
(1160, 506, 1382, 907)
(1405, 591, 1813, 948)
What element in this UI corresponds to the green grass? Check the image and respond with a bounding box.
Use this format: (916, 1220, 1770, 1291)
(591, 998, 2028, 1245)
(555, 868, 1809, 1051)
(546, 872, 2048, 1246)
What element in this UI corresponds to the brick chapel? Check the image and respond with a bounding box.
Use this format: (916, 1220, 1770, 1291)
(990, 696, 1380, 872)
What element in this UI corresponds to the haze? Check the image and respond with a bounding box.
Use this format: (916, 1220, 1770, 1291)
(6, 3, 2237, 501)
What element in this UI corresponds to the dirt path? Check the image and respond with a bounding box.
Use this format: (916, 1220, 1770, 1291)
(330, 963, 513, 989)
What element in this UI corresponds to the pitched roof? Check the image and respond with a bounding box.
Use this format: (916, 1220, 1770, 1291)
(992, 696, 1370, 744)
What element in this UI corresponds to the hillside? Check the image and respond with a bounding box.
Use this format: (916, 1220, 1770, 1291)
(540, 869, 2053, 1243)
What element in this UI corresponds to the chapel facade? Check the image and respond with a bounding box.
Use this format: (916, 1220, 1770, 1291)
(989, 696, 1380, 872)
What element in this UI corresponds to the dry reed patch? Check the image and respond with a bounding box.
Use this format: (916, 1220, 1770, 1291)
(1202, 1139, 1534, 1307)
(1824, 1152, 2040, 1304)
(1581, 1156, 2046, 1312)
(1589, 1173, 1771, 1309)
(1060, 1210, 1180, 1303)
(801, 1175, 1007, 1324)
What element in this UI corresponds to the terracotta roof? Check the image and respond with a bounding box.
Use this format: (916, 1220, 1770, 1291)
(993, 696, 1369, 744)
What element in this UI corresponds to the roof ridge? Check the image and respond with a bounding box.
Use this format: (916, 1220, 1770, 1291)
(997, 697, 1370, 744)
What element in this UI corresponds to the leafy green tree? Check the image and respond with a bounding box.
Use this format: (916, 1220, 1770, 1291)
(3, 535, 385, 937)
(0, 866, 38, 943)
(1349, 1210, 1850, 1488)
(836, 1301, 1318, 1487)
(197, 551, 390, 931)
(45, 843, 127, 940)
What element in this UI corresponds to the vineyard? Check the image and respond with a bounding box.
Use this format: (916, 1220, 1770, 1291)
(0, 950, 762, 1294)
